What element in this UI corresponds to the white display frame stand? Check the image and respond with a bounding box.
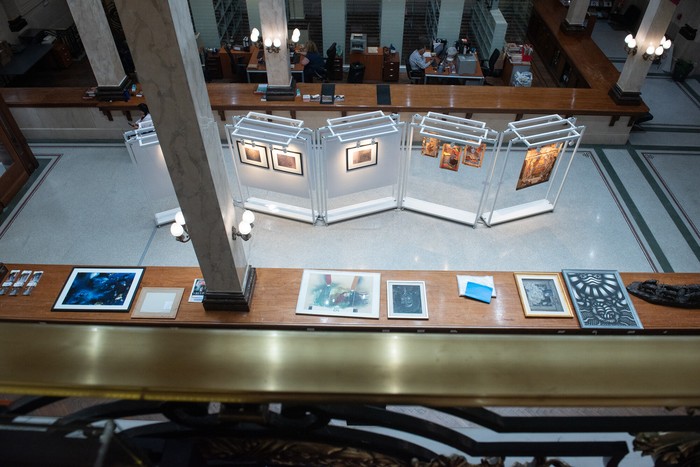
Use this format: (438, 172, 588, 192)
(124, 122, 180, 227)
(317, 111, 405, 225)
(226, 112, 318, 224)
(481, 114, 585, 227)
(401, 112, 499, 228)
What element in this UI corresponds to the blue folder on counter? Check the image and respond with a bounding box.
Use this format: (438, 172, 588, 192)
(464, 282, 493, 304)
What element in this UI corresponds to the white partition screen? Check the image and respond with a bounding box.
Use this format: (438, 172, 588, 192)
(226, 112, 318, 224)
(481, 114, 585, 227)
(401, 112, 499, 228)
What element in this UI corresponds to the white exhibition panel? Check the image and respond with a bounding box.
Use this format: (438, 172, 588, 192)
(323, 130, 402, 199)
(124, 130, 177, 202)
(229, 139, 311, 199)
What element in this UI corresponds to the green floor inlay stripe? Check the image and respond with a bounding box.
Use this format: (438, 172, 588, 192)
(593, 147, 673, 272)
(629, 147, 700, 262)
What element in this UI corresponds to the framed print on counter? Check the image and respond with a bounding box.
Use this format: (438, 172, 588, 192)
(53, 267, 145, 312)
(387, 281, 428, 319)
(514, 272, 573, 318)
(296, 270, 381, 319)
(131, 287, 184, 319)
(271, 148, 303, 175)
(237, 141, 269, 168)
(346, 142, 378, 171)
(562, 269, 643, 330)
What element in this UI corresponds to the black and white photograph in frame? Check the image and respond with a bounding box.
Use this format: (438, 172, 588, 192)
(514, 273, 573, 318)
(346, 142, 378, 171)
(387, 280, 428, 319)
(53, 267, 145, 312)
(236, 141, 269, 169)
(562, 269, 643, 330)
(271, 148, 303, 175)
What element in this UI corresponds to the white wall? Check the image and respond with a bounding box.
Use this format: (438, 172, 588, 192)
(380, 0, 405, 55)
(322, 0, 345, 56)
(436, 0, 465, 44)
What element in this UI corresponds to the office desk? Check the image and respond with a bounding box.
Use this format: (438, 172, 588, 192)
(424, 55, 484, 85)
(0, 43, 52, 76)
(246, 46, 305, 83)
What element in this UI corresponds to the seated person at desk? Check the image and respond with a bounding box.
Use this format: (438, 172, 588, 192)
(409, 40, 435, 73)
(300, 40, 325, 82)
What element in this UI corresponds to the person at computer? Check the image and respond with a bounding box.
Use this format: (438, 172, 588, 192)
(300, 40, 325, 82)
(409, 40, 434, 73)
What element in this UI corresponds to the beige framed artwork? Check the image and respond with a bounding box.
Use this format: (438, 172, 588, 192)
(131, 287, 184, 319)
(513, 272, 574, 318)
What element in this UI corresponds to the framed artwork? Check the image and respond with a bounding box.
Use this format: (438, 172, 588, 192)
(237, 141, 269, 168)
(271, 148, 303, 175)
(439, 143, 461, 171)
(131, 287, 184, 319)
(421, 137, 440, 157)
(514, 273, 573, 318)
(346, 142, 378, 171)
(53, 267, 145, 312)
(462, 143, 487, 168)
(562, 269, 643, 330)
(516, 143, 562, 190)
(296, 270, 381, 319)
(387, 281, 428, 319)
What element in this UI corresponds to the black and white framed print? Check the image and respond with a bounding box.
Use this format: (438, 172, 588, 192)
(271, 148, 303, 175)
(346, 142, 378, 171)
(562, 269, 643, 330)
(387, 280, 428, 319)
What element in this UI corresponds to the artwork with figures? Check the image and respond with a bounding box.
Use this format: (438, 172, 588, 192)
(514, 273, 573, 318)
(271, 148, 303, 175)
(462, 143, 487, 168)
(562, 269, 643, 329)
(296, 270, 381, 318)
(346, 142, 378, 171)
(421, 137, 439, 157)
(387, 281, 428, 319)
(439, 143, 462, 171)
(516, 143, 562, 190)
(237, 141, 269, 168)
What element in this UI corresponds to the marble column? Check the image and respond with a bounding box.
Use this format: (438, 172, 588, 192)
(114, 0, 253, 311)
(66, 0, 130, 99)
(561, 0, 591, 33)
(610, 0, 677, 105)
(259, 0, 292, 86)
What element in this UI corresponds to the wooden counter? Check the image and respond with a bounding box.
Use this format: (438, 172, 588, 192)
(2, 264, 698, 334)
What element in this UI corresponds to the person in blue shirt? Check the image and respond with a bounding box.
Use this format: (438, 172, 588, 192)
(409, 38, 433, 73)
(301, 40, 325, 82)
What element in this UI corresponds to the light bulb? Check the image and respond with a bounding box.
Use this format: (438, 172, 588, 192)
(628, 38, 636, 49)
(624, 34, 634, 45)
(292, 28, 300, 42)
(238, 221, 252, 235)
(175, 211, 185, 225)
(170, 223, 184, 237)
(273, 37, 281, 48)
(264, 37, 272, 48)
(242, 210, 255, 225)
(664, 39, 672, 49)
(655, 45, 664, 56)
(251, 28, 260, 42)
(661, 36, 667, 44)
(646, 45, 655, 55)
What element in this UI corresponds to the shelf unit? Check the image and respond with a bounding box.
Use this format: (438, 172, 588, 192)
(214, 0, 243, 44)
(470, 1, 508, 60)
(588, 0, 615, 19)
(425, 0, 440, 40)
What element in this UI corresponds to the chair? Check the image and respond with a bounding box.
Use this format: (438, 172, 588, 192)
(325, 42, 338, 80)
(405, 57, 424, 84)
(481, 49, 503, 86)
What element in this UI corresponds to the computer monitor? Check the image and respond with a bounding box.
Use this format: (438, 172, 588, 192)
(433, 40, 447, 60)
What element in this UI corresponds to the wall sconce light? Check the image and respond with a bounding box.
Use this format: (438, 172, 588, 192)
(170, 211, 190, 243)
(624, 33, 637, 55)
(232, 210, 256, 241)
(641, 35, 672, 61)
(250, 27, 282, 54)
(291, 28, 301, 45)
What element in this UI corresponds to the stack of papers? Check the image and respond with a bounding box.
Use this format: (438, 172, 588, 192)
(456, 275, 496, 304)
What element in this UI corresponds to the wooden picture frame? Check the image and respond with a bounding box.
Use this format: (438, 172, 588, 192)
(514, 272, 574, 318)
(346, 142, 378, 171)
(53, 267, 145, 312)
(387, 280, 428, 319)
(131, 287, 184, 319)
(237, 141, 269, 168)
(271, 148, 303, 175)
(462, 142, 487, 168)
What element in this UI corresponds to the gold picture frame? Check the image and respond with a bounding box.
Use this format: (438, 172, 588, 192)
(515, 143, 562, 190)
(513, 272, 574, 318)
(439, 143, 461, 171)
(421, 137, 440, 157)
(131, 287, 184, 319)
